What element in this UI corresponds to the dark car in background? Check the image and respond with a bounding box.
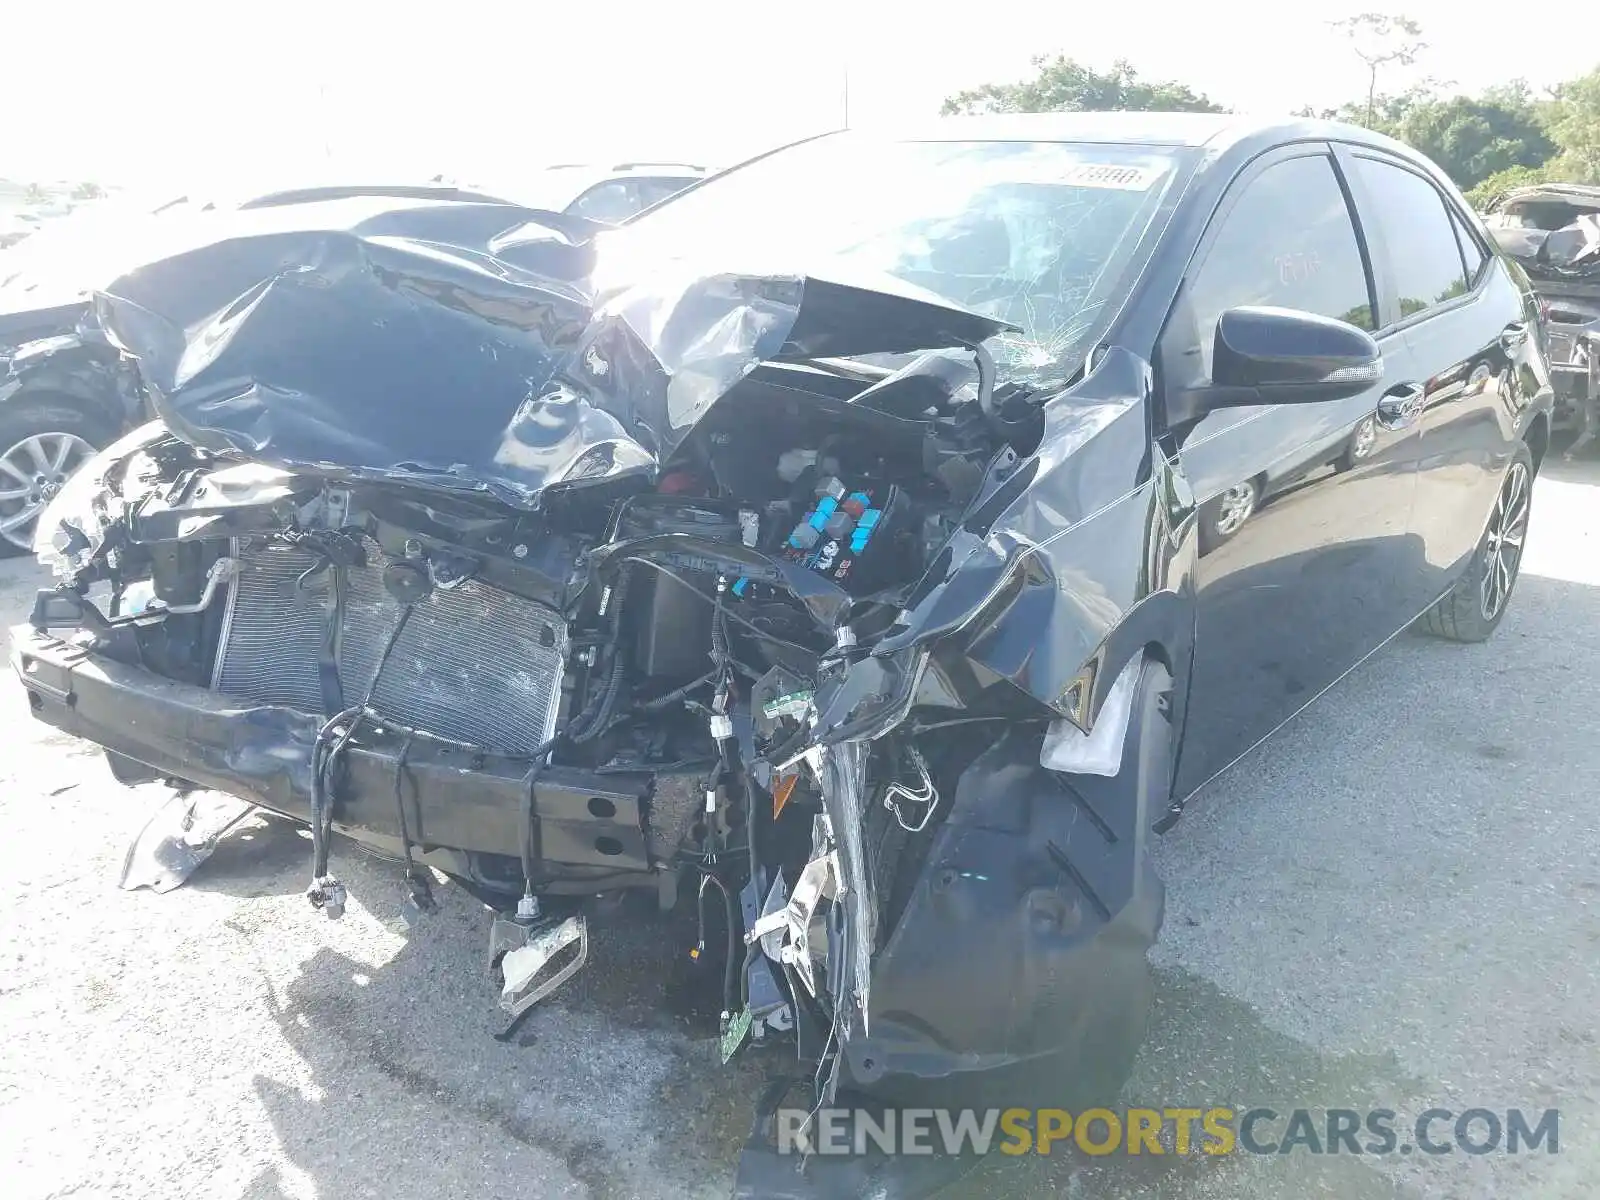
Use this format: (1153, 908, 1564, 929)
(0, 164, 707, 553)
(1483, 182, 1600, 451)
(10, 115, 1550, 1196)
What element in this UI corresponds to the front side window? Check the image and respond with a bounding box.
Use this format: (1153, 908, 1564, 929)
(598, 135, 1185, 387)
(1351, 157, 1470, 319)
(1181, 154, 1374, 381)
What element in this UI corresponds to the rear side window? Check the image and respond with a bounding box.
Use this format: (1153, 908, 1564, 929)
(1183, 153, 1374, 380)
(1351, 157, 1470, 320)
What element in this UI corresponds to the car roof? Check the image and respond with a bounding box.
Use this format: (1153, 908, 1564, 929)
(858, 112, 1453, 197)
(888, 111, 1412, 152)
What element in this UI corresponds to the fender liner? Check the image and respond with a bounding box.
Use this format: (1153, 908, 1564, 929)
(841, 657, 1172, 1109)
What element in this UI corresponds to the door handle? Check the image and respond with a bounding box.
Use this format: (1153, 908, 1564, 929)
(1500, 321, 1529, 349)
(1374, 382, 1424, 430)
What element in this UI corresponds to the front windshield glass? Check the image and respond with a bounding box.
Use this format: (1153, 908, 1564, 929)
(602, 133, 1184, 384)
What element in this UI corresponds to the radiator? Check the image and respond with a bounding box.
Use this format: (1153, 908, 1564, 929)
(211, 541, 567, 755)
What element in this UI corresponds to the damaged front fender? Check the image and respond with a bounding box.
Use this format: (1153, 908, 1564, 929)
(774, 350, 1193, 1122)
(813, 347, 1195, 746)
(835, 655, 1173, 1112)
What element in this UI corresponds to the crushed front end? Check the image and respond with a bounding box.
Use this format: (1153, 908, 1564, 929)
(11, 200, 1173, 1192)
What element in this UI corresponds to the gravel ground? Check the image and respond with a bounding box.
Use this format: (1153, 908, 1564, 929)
(2, 456, 1597, 1200)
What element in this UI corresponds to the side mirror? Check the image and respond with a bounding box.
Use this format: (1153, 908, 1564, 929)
(1212, 305, 1382, 404)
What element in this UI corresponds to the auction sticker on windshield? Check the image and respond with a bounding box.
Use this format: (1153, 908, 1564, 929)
(1054, 162, 1168, 190)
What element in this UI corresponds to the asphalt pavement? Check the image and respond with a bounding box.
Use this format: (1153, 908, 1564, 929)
(2, 455, 1597, 1200)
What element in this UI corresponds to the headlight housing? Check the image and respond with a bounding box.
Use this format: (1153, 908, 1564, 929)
(33, 421, 169, 577)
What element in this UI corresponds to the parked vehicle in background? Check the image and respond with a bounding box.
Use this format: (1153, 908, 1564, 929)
(1482, 183, 1600, 453)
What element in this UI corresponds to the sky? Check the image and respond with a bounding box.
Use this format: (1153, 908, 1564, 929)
(3, 0, 1595, 189)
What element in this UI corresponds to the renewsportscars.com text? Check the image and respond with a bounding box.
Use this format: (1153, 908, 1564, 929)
(776, 1106, 1561, 1157)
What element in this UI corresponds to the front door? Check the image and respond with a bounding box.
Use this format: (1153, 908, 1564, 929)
(1160, 146, 1424, 797)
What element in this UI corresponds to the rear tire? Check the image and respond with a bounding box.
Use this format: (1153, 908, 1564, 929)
(0, 395, 118, 557)
(1415, 442, 1534, 643)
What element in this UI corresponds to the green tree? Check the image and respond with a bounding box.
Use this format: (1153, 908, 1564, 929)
(941, 55, 1224, 116)
(1396, 85, 1555, 189)
(1302, 85, 1432, 138)
(1465, 163, 1572, 210)
(1332, 12, 1426, 127)
(1543, 67, 1600, 180)
(70, 181, 106, 200)
(1302, 79, 1556, 192)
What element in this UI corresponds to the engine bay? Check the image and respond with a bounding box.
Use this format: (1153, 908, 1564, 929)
(24, 348, 1052, 1068)
(3, 181, 1183, 1196)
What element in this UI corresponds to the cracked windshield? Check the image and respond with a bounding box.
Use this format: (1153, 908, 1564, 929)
(607, 135, 1178, 385)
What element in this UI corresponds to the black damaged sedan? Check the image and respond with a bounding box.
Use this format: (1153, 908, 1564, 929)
(10, 113, 1550, 1193)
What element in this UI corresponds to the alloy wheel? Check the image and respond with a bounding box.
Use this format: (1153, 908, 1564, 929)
(0, 432, 96, 551)
(1213, 481, 1258, 537)
(1349, 417, 1377, 461)
(1479, 460, 1530, 622)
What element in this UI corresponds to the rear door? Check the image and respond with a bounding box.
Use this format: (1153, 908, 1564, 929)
(1162, 145, 1424, 797)
(1339, 149, 1541, 611)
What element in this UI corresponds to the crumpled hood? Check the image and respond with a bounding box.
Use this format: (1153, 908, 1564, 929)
(95, 199, 1009, 509)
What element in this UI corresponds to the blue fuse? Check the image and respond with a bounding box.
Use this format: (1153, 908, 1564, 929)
(808, 495, 839, 531)
(849, 508, 882, 554)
